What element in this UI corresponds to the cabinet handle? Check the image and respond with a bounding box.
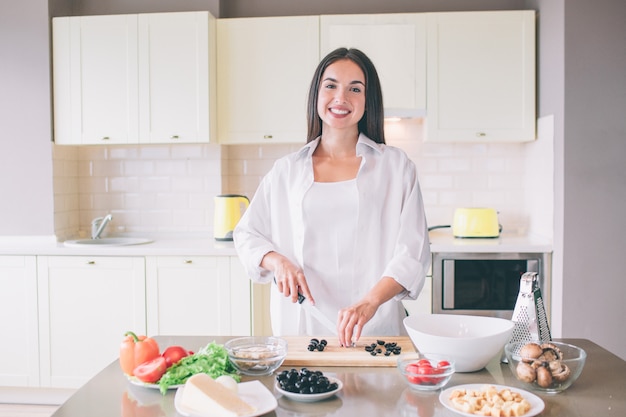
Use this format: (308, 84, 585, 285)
(170, 135, 180, 140)
(101, 136, 110, 141)
(263, 135, 273, 139)
(184, 260, 193, 264)
(475, 132, 487, 137)
(87, 260, 96, 265)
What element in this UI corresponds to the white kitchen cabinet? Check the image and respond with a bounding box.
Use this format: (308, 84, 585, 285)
(146, 256, 252, 337)
(53, 12, 215, 145)
(53, 14, 139, 145)
(217, 16, 319, 144)
(36, 256, 146, 388)
(137, 12, 215, 144)
(425, 11, 536, 142)
(321, 13, 426, 118)
(0, 256, 39, 387)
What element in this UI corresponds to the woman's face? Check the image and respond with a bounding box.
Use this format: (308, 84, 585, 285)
(317, 59, 366, 133)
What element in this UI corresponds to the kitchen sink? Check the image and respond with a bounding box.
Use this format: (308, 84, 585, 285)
(63, 237, 154, 247)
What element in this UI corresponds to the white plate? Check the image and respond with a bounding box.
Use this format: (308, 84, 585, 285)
(275, 376, 343, 403)
(126, 375, 182, 390)
(175, 380, 277, 417)
(439, 384, 545, 417)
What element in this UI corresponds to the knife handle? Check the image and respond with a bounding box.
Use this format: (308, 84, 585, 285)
(273, 277, 306, 304)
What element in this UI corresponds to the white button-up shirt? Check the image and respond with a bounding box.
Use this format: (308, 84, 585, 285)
(234, 134, 431, 336)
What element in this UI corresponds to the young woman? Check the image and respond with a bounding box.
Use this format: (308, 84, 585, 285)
(234, 48, 430, 347)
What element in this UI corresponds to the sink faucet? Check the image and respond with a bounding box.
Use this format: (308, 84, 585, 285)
(91, 214, 113, 239)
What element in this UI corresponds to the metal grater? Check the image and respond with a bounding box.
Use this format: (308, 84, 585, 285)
(503, 272, 552, 360)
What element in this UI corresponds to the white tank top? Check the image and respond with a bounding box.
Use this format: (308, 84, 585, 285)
(301, 179, 358, 334)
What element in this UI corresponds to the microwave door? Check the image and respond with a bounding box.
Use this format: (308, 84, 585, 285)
(443, 259, 456, 309)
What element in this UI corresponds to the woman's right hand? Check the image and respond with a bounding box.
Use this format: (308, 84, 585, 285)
(262, 252, 315, 304)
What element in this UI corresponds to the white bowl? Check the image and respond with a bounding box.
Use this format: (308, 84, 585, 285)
(403, 314, 514, 372)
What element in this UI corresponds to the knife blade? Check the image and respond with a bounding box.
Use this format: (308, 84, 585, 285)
(272, 278, 337, 335)
(297, 293, 338, 336)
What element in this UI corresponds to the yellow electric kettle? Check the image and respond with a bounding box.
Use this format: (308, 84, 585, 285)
(213, 194, 249, 241)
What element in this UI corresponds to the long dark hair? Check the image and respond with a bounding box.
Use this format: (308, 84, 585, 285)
(306, 47, 385, 144)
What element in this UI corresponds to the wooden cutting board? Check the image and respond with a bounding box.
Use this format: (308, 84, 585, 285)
(281, 336, 416, 367)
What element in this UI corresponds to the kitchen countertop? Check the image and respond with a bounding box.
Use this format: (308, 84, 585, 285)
(428, 229, 553, 253)
(50, 337, 624, 417)
(0, 234, 238, 256)
(0, 230, 552, 256)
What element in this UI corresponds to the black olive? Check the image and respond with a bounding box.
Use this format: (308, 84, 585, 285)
(320, 339, 328, 346)
(377, 339, 385, 345)
(277, 368, 339, 394)
(370, 351, 377, 356)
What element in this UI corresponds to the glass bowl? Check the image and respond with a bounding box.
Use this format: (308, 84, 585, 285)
(397, 353, 455, 391)
(504, 340, 586, 394)
(225, 336, 288, 376)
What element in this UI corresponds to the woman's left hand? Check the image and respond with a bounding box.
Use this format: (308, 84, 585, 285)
(337, 277, 406, 347)
(337, 300, 378, 347)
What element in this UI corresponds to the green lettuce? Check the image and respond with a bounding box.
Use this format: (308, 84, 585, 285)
(158, 341, 240, 394)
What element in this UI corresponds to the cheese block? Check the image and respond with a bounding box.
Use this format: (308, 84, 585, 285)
(181, 374, 256, 417)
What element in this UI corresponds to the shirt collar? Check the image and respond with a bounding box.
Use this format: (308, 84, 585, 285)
(296, 133, 383, 159)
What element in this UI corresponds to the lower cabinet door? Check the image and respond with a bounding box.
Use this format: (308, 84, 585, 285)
(0, 256, 39, 387)
(37, 256, 146, 388)
(146, 256, 252, 337)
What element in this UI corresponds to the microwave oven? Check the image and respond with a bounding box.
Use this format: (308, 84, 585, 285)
(431, 252, 551, 319)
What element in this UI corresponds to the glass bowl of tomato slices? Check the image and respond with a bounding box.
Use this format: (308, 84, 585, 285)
(397, 353, 455, 391)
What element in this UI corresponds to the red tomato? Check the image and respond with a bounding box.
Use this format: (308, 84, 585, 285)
(405, 363, 422, 384)
(416, 359, 433, 368)
(133, 356, 167, 383)
(437, 360, 451, 368)
(417, 364, 438, 384)
(162, 346, 189, 367)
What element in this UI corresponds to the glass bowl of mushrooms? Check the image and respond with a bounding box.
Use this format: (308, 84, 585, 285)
(504, 341, 586, 394)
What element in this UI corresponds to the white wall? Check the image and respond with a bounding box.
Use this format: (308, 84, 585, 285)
(528, 0, 626, 360)
(0, 0, 55, 236)
(561, 0, 626, 359)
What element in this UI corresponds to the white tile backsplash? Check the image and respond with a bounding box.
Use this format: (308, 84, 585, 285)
(52, 118, 552, 241)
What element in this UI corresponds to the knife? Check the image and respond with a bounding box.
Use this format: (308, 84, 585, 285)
(297, 292, 338, 336)
(272, 278, 337, 335)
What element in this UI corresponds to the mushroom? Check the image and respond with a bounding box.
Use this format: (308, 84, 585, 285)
(539, 343, 563, 361)
(516, 361, 537, 383)
(536, 366, 553, 388)
(519, 343, 543, 362)
(552, 363, 571, 383)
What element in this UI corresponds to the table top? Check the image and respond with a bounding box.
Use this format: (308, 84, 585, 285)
(51, 337, 625, 417)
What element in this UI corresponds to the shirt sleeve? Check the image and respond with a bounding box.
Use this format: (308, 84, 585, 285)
(233, 172, 277, 284)
(381, 156, 431, 300)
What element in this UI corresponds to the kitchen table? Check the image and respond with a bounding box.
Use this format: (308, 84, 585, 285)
(51, 337, 624, 417)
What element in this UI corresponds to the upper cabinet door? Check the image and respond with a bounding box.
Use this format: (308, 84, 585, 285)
(217, 16, 319, 144)
(53, 15, 139, 145)
(321, 13, 427, 118)
(425, 11, 536, 142)
(138, 12, 215, 144)
(53, 12, 215, 145)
